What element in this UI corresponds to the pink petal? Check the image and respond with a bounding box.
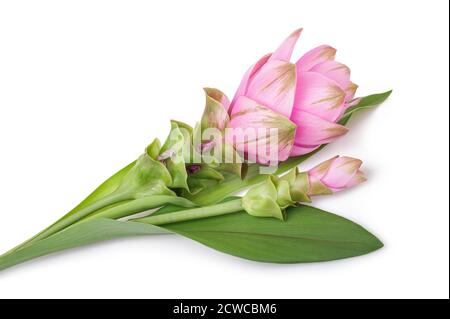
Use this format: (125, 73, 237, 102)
(229, 54, 271, 113)
(293, 71, 346, 122)
(310, 60, 351, 91)
(345, 82, 358, 102)
(296, 45, 336, 72)
(291, 109, 348, 146)
(289, 143, 320, 156)
(322, 156, 362, 189)
(308, 155, 339, 179)
(269, 28, 303, 62)
(246, 60, 296, 118)
(227, 96, 297, 163)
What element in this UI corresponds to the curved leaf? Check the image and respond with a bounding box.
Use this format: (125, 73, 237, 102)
(340, 90, 392, 124)
(0, 218, 169, 272)
(163, 205, 383, 263)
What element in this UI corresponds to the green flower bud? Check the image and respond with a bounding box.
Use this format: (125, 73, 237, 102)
(242, 157, 366, 221)
(242, 177, 285, 221)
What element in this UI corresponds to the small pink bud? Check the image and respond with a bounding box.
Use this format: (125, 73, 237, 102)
(308, 156, 366, 194)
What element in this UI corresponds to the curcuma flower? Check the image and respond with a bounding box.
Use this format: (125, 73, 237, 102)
(242, 156, 366, 220)
(232, 28, 358, 157)
(0, 26, 390, 271)
(201, 28, 358, 164)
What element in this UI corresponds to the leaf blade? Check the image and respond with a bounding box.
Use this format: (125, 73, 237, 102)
(0, 218, 168, 272)
(340, 90, 392, 124)
(163, 205, 383, 263)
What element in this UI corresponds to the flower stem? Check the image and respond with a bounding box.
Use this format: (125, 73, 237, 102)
(134, 198, 243, 226)
(86, 196, 196, 220)
(7, 191, 132, 253)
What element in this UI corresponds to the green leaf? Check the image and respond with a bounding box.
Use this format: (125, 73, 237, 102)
(0, 218, 169, 272)
(163, 205, 383, 263)
(340, 90, 392, 124)
(67, 161, 136, 215)
(3, 161, 137, 254)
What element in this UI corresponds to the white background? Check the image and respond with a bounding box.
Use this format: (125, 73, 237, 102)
(0, 0, 448, 299)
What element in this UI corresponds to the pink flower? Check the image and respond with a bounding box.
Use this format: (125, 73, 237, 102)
(307, 156, 366, 194)
(201, 88, 297, 164)
(229, 28, 358, 158)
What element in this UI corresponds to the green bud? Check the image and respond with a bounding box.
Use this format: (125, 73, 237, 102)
(289, 171, 313, 203)
(242, 177, 285, 221)
(242, 168, 320, 221)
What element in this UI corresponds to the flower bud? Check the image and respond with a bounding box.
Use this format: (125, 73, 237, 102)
(242, 176, 285, 221)
(308, 156, 367, 194)
(242, 156, 366, 220)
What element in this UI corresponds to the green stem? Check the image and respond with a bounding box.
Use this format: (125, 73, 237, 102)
(9, 191, 132, 252)
(135, 198, 243, 226)
(86, 196, 196, 220)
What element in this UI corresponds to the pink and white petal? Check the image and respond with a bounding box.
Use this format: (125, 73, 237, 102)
(310, 60, 351, 91)
(322, 156, 362, 189)
(291, 109, 348, 146)
(269, 28, 303, 62)
(229, 54, 271, 113)
(289, 143, 320, 156)
(228, 96, 297, 163)
(296, 45, 336, 72)
(293, 71, 346, 122)
(246, 60, 296, 118)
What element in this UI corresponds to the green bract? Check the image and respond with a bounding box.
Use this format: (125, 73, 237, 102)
(242, 177, 285, 220)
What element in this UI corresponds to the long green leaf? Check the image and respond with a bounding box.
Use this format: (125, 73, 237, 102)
(0, 218, 168, 272)
(163, 205, 383, 263)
